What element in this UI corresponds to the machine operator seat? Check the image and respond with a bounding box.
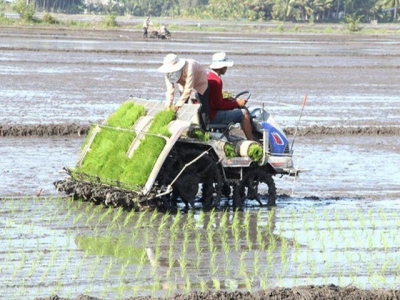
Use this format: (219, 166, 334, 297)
(194, 93, 234, 135)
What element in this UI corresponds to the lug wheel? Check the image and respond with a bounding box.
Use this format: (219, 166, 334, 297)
(233, 168, 276, 209)
(158, 146, 222, 209)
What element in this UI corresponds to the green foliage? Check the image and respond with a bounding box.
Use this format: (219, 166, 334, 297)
(248, 143, 263, 162)
(224, 143, 236, 158)
(0, 1, 14, 24)
(106, 101, 144, 128)
(42, 13, 59, 24)
(75, 101, 176, 188)
(344, 13, 363, 31)
(13, 0, 36, 23)
(102, 13, 118, 27)
(188, 127, 210, 142)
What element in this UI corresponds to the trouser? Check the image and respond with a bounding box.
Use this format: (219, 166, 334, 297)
(195, 86, 210, 131)
(143, 27, 148, 37)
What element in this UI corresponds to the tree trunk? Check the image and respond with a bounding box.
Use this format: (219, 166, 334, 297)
(336, 0, 340, 19)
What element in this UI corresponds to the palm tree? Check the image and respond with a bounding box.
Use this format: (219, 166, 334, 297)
(306, 0, 333, 21)
(272, 0, 294, 21)
(379, 0, 399, 21)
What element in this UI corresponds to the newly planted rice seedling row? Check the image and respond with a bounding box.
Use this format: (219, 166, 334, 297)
(2, 197, 400, 298)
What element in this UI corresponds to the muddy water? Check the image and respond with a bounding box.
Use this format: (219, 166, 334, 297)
(1, 25, 400, 298)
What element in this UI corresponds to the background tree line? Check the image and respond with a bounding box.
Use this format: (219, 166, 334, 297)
(32, 0, 399, 23)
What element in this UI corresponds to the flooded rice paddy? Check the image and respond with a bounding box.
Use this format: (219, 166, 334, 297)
(1, 23, 400, 299)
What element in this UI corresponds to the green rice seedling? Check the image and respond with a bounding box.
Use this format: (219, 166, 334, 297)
(220, 210, 228, 228)
(207, 209, 217, 230)
(73, 212, 84, 224)
(112, 206, 124, 224)
(224, 142, 236, 158)
(232, 212, 241, 251)
(378, 208, 388, 226)
(244, 275, 253, 291)
(188, 127, 210, 142)
(76, 103, 176, 188)
(98, 206, 113, 224)
(209, 245, 219, 271)
(222, 237, 230, 259)
(245, 228, 252, 251)
(103, 257, 113, 280)
(49, 250, 58, 268)
(39, 265, 50, 284)
(266, 209, 275, 232)
(19, 250, 27, 270)
(260, 277, 268, 290)
(248, 143, 263, 162)
(123, 209, 135, 226)
(212, 278, 221, 290)
(88, 256, 101, 279)
(242, 210, 250, 229)
(134, 210, 148, 229)
(61, 250, 73, 273)
(253, 251, 260, 276)
(27, 257, 39, 278)
(85, 208, 97, 225)
(380, 232, 389, 253)
(171, 209, 181, 229)
(182, 229, 189, 255)
(207, 228, 215, 252)
(168, 240, 175, 271)
(197, 277, 207, 293)
(196, 210, 205, 228)
(195, 233, 203, 269)
(239, 252, 246, 275)
(149, 209, 159, 227)
(119, 260, 130, 279)
(179, 254, 188, 278)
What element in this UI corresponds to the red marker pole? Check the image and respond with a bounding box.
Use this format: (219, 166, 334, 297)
(290, 94, 308, 152)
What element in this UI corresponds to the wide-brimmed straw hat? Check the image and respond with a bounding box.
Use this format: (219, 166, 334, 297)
(209, 52, 234, 69)
(158, 54, 186, 73)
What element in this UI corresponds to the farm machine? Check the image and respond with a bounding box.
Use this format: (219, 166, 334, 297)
(55, 92, 300, 211)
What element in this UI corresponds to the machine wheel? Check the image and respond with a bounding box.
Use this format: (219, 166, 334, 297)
(233, 168, 276, 209)
(158, 146, 222, 209)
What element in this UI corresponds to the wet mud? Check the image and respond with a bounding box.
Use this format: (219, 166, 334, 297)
(34, 285, 400, 300)
(1, 23, 400, 299)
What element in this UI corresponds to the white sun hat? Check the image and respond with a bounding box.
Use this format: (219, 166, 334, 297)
(158, 53, 186, 73)
(209, 52, 234, 69)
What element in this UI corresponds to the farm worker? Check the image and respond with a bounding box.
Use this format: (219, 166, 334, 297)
(142, 16, 152, 38)
(207, 52, 253, 140)
(158, 53, 210, 130)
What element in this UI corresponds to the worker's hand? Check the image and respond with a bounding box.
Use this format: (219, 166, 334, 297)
(236, 98, 247, 108)
(173, 105, 180, 112)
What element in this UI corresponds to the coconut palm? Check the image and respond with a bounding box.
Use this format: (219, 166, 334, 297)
(272, 0, 294, 21)
(311, 0, 333, 21)
(379, 0, 399, 21)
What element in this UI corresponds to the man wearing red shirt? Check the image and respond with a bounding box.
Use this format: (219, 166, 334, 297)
(207, 52, 253, 140)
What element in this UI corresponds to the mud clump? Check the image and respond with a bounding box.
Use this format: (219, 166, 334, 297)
(0, 123, 90, 137)
(34, 285, 400, 300)
(54, 178, 149, 209)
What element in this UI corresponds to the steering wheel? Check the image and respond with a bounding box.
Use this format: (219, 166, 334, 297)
(235, 91, 255, 127)
(235, 90, 252, 101)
